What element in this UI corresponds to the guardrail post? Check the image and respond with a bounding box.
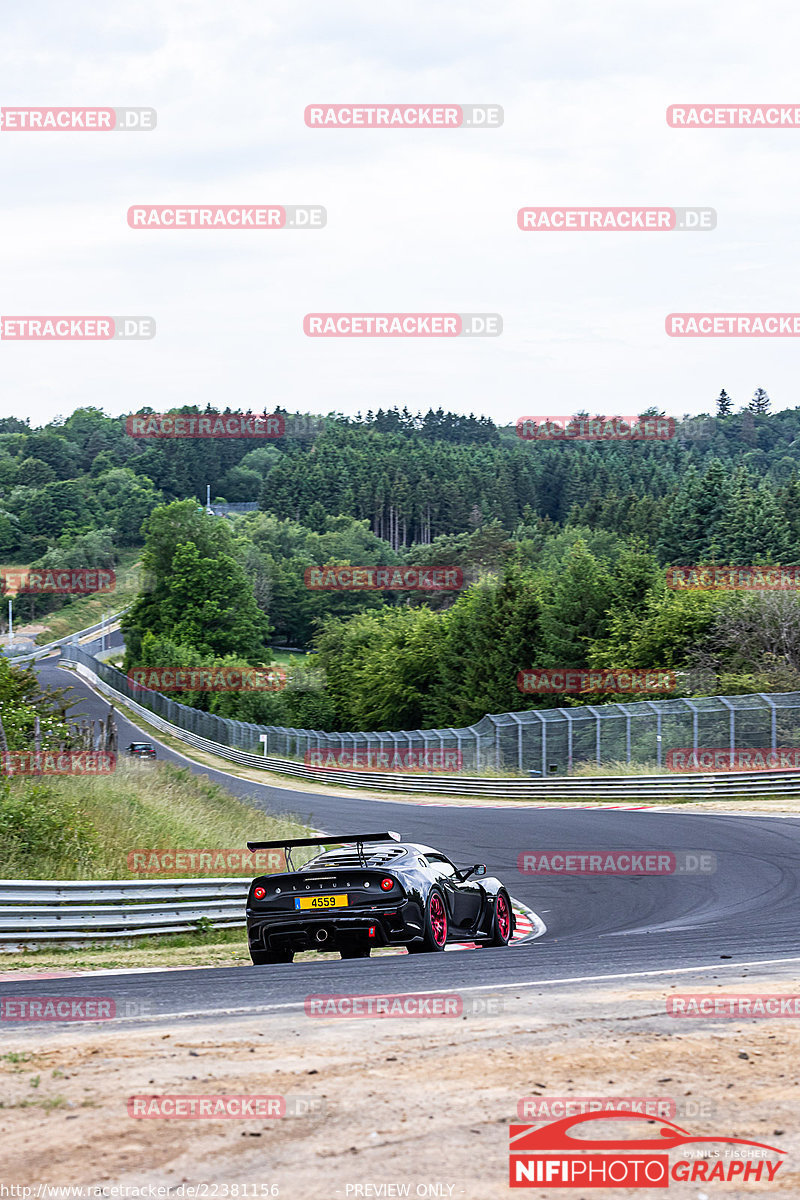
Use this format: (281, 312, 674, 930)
(642, 701, 663, 766)
(508, 712, 524, 772)
(684, 699, 699, 757)
(564, 708, 574, 772)
(583, 706, 602, 766)
(446, 727, 463, 771)
(468, 724, 481, 772)
(488, 715, 500, 770)
(526, 711, 546, 776)
(758, 694, 777, 751)
(718, 696, 735, 754)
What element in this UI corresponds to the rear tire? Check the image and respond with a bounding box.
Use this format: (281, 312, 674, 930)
(409, 887, 448, 952)
(250, 948, 294, 964)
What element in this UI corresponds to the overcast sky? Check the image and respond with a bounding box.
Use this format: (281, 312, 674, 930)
(2, 0, 800, 428)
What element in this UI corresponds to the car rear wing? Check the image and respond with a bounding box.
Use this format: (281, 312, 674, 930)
(246, 831, 401, 871)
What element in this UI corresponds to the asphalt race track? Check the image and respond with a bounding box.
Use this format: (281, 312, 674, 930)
(4, 657, 798, 1026)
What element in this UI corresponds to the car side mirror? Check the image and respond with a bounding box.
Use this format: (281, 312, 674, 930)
(460, 863, 487, 880)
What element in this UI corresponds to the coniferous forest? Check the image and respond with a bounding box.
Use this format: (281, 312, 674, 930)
(3, 399, 800, 733)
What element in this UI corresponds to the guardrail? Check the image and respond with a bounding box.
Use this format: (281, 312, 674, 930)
(4, 610, 128, 665)
(0, 878, 248, 950)
(62, 652, 800, 799)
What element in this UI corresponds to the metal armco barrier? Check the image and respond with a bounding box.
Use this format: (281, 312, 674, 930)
(0, 878, 248, 950)
(4, 610, 128, 665)
(58, 642, 800, 777)
(61, 651, 800, 799)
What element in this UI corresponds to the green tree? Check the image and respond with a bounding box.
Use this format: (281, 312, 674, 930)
(17, 481, 96, 543)
(95, 468, 161, 545)
(538, 542, 612, 666)
(716, 389, 733, 416)
(430, 566, 543, 724)
(16, 457, 56, 488)
(158, 542, 271, 661)
(124, 500, 271, 665)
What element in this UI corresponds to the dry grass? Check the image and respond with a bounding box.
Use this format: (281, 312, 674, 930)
(569, 759, 673, 777)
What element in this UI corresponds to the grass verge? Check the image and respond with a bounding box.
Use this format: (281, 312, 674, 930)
(0, 757, 310, 880)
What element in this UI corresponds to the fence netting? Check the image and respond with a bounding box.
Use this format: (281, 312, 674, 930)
(63, 643, 800, 776)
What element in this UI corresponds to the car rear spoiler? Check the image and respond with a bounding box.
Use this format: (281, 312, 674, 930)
(246, 831, 401, 871)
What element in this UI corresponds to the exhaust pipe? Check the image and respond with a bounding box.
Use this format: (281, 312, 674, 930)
(315, 928, 329, 943)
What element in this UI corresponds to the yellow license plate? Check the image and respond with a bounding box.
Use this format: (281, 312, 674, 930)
(295, 894, 348, 910)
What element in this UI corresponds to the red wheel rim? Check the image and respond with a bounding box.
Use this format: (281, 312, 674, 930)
(496, 894, 511, 940)
(430, 893, 447, 945)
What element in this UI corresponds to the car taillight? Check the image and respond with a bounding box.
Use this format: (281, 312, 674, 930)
(253, 886, 266, 899)
(380, 878, 393, 891)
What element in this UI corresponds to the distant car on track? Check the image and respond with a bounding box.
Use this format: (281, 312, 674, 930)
(245, 830, 515, 964)
(126, 741, 157, 760)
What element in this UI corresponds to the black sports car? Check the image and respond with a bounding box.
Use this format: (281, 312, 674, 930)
(126, 741, 157, 759)
(245, 830, 515, 964)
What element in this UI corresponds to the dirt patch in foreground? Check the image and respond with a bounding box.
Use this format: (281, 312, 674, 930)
(1, 970, 798, 1198)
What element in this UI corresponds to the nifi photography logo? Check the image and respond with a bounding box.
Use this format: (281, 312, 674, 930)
(509, 1111, 786, 1188)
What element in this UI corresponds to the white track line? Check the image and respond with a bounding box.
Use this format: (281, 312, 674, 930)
(8, 956, 800, 1028)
